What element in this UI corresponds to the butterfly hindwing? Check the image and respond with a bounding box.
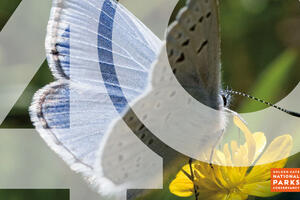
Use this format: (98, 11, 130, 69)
(167, 0, 221, 109)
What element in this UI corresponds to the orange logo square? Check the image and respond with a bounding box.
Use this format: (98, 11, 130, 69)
(271, 168, 300, 192)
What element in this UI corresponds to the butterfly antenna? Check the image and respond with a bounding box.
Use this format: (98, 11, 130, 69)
(225, 89, 300, 118)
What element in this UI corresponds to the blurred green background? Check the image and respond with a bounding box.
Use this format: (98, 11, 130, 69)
(0, 0, 299, 200)
(0, 189, 68, 200)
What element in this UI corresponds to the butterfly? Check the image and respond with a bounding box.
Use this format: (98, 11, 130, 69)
(30, 0, 227, 198)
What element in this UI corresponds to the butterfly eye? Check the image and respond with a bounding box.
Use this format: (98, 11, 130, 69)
(221, 94, 228, 107)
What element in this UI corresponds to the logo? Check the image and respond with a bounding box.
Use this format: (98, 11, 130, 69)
(271, 168, 300, 192)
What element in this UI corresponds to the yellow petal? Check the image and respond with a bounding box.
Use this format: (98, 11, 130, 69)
(214, 149, 227, 166)
(169, 178, 194, 197)
(252, 132, 266, 162)
(211, 165, 230, 188)
(247, 159, 288, 183)
(241, 180, 278, 197)
(223, 166, 248, 188)
(257, 135, 293, 165)
(233, 116, 256, 164)
(227, 191, 248, 200)
(231, 140, 242, 166)
(169, 165, 194, 197)
(217, 144, 247, 187)
(246, 135, 293, 183)
(195, 163, 225, 190)
(223, 143, 232, 166)
(180, 164, 192, 177)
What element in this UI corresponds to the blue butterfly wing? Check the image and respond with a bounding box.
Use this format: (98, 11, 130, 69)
(31, 0, 161, 182)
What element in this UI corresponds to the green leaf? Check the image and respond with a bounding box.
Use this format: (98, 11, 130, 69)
(240, 49, 298, 112)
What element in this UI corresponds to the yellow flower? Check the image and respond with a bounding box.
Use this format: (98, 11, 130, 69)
(169, 116, 293, 200)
